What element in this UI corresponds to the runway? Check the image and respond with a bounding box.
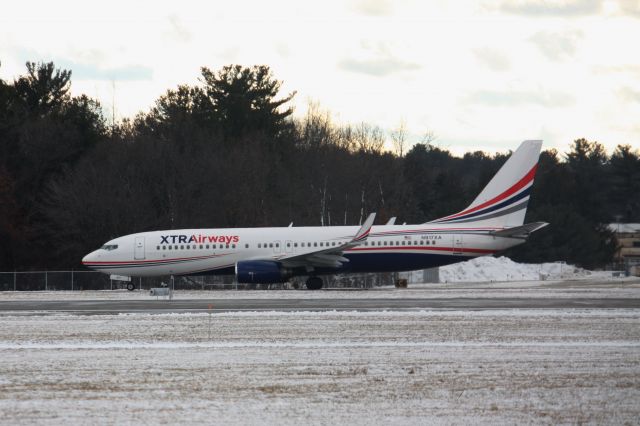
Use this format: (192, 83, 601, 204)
(1, 296, 639, 315)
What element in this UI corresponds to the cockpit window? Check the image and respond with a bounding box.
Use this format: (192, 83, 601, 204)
(100, 244, 118, 251)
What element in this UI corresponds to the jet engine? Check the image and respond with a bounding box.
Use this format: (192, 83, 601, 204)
(235, 260, 292, 283)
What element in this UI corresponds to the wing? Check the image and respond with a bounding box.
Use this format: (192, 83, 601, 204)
(278, 213, 376, 270)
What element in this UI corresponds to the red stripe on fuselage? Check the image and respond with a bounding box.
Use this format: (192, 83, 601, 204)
(82, 253, 226, 266)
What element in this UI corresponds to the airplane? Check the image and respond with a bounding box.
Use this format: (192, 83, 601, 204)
(82, 140, 547, 290)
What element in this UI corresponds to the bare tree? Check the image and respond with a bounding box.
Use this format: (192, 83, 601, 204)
(391, 119, 407, 157)
(353, 122, 385, 153)
(421, 129, 436, 145)
(299, 100, 335, 149)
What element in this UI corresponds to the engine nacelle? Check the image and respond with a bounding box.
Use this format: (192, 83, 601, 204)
(235, 260, 291, 283)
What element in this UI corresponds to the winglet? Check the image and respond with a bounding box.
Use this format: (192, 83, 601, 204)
(386, 217, 397, 225)
(353, 213, 376, 242)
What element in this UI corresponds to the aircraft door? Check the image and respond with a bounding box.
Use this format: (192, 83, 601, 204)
(274, 240, 281, 254)
(134, 236, 145, 260)
(452, 234, 463, 255)
(285, 240, 293, 254)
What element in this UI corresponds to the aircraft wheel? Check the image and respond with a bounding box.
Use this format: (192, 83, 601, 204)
(305, 277, 323, 290)
(126, 282, 135, 291)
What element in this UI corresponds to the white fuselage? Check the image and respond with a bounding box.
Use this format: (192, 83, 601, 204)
(82, 223, 522, 277)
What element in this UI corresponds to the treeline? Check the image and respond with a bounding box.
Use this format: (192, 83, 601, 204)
(1, 62, 638, 271)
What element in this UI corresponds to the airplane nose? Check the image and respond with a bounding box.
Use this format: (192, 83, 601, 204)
(82, 251, 97, 266)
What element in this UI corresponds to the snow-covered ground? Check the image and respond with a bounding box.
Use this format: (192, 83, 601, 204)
(0, 310, 638, 424)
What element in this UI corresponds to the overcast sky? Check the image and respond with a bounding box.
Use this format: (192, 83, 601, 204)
(2, 0, 639, 154)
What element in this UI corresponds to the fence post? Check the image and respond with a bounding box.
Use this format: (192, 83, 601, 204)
(71, 270, 74, 291)
(13, 271, 16, 291)
(45, 271, 48, 291)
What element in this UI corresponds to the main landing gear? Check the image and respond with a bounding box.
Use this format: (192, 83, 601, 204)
(305, 276, 323, 290)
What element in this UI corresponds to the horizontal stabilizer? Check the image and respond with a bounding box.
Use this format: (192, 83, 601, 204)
(491, 222, 548, 238)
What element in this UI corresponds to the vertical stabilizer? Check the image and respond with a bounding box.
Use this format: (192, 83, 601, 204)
(428, 140, 542, 228)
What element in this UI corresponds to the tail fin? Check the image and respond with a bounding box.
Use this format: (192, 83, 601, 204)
(428, 140, 542, 228)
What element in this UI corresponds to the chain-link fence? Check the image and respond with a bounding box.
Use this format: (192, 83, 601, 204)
(0, 271, 399, 291)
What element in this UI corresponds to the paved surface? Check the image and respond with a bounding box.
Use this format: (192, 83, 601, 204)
(1, 297, 639, 315)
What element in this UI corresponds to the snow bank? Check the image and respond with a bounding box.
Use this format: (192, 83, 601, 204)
(404, 256, 615, 283)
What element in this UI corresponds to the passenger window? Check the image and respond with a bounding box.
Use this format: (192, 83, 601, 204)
(232, 244, 236, 249)
(383, 241, 387, 246)
(245, 244, 249, 248)
(287, 243, 290, 247)
(314, 242, 317, 247)
(276, 243, 279, 248)
(180, 245, 184, 249)
(156, 246, 160, 250)
(294, 243, 298, 247)
(320, 242, 323, 247)
(269, 243, 273, 248)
